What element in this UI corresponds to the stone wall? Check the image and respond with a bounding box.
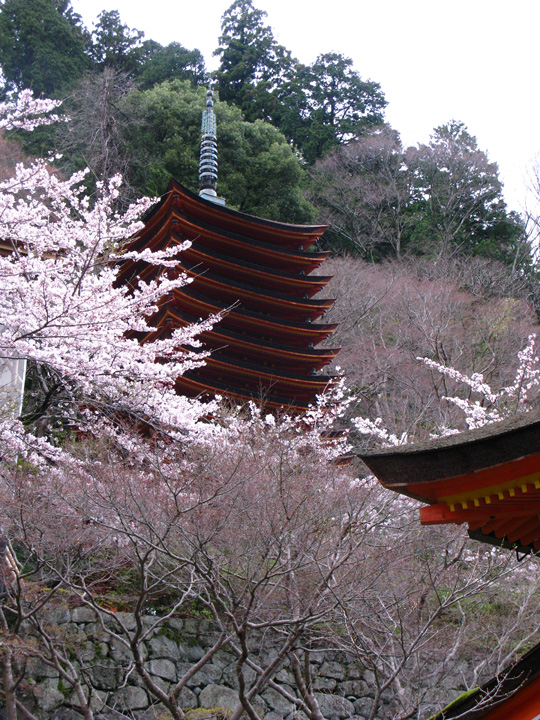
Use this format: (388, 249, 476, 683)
(8, 607, 467, 720)
(7, 606, 401, 720)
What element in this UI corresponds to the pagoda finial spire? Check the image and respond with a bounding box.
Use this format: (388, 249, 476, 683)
(198, 80, 224, 205)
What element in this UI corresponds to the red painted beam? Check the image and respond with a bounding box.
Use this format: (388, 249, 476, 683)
(507, 516, 540, 544)
(420, 504, 494, 525)
(492, 515, 535, 539)
(480, 517, 509, 536)
(408, 455, 540, 501)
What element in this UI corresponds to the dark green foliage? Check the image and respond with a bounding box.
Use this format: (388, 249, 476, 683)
(137, 40, 206, 89)
(214, 0, 292, 120)
(2, 0, 524, 273)
(0, 0, 89, 96)
(126, 80, 209, 197)
(88, 9, 144, 74)
(405, 121, 529, 268)
(127, 80, 315, 223)
(310, 121, 530, 271)
(0, 2, 207, 96)
(291, 53, 387, 164)
(214, 1, 386, 162)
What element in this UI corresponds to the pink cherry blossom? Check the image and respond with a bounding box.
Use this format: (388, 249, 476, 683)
(0, 92, 349, 467)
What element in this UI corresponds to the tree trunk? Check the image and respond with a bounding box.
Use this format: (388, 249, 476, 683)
(2, 646, 18, 720)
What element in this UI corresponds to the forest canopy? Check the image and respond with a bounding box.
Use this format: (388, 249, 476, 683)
(0, 0, 530, 282)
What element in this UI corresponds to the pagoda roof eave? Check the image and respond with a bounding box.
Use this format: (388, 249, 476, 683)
(121, 232, 327, 290)
(152, 307, 339, 363)
(142, 178, 329, 240)
(183, 243, 333, 295)
(120, 175, 339, 414)
(132, 209, 329, 271)
(134, 320, 339, 373)
(126, 236, 333, 293)
(171, 288, 338, 338)
(180, 265, 334, 318)
(202, 333, 338, 367)
(429, 640, 540, 719)
(175, 374, 311, 412)
(191, 352, 334, 387)
(360, 412, 540, 554)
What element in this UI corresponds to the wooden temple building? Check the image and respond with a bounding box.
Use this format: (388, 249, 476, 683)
(361, 412, 540, 719)
(118, 85, 339, 411)
(361, 412, 540, 555)
(428, 640, 540, 719)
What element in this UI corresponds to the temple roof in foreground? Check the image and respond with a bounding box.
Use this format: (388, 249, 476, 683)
(428, 640, 540, 719)
(360, 414, 540, 718)
(360, 411, 540, 554)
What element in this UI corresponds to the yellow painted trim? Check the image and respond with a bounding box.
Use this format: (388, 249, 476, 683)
(438, 471, 540, 505)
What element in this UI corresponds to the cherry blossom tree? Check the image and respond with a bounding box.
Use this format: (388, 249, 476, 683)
(419, 333, 540, 431)
(320, 255, 539, 448)
(346, 330, 540, 718)
(0, 404, 364, 720)
(0, 91, 354, 720)
(6, 90, 539, 720)
(352, 333, 540, 447)
(0, 93, 227, 720)
(4, 415, 540, 720)
(0, 91, 224, 465)
(0, 91, 62, 132)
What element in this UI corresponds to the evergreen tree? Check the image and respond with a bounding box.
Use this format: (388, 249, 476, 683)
(214, 1, 386, 163)
(137, 40, 206, 89)
(309, 121, 529, 268)
(127, 80, 315, 223)
(0, 0, 89, 97)
(88, 10, 144, 75)
(407, 121, 526, 263)
(297, 53, 387, 163)
(214, 0, 294, 123)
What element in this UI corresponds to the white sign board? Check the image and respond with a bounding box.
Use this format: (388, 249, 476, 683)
(0, 322, 27, 418)
(0, 355, 27, 418)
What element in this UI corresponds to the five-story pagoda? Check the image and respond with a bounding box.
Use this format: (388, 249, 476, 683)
(118, 84, 339, 411)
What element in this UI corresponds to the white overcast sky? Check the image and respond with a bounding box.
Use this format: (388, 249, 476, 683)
(72, 0, 540, 214)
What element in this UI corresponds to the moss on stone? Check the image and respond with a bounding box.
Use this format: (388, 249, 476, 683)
(426, 687, 479, 720)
